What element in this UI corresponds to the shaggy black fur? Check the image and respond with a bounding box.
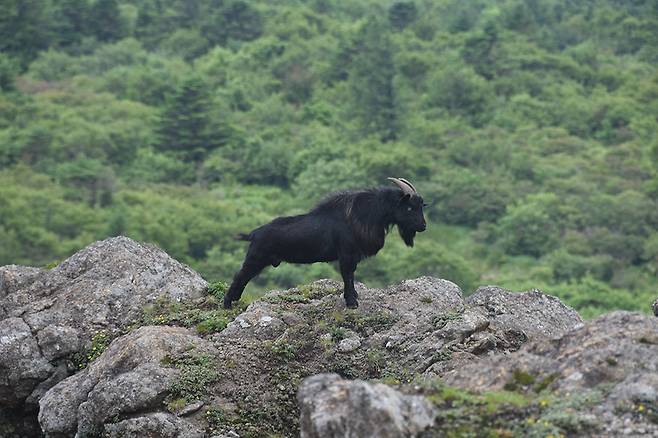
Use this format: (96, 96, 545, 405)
(223, 186, 427, 309)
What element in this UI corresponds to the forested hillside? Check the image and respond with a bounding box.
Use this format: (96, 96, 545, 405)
(1, 0, 657, 318)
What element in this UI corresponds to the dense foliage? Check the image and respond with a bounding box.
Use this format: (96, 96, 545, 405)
(1, 0, 657, 318)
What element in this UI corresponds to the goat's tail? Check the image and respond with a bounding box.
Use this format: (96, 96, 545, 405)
(234, 232, 253, 242)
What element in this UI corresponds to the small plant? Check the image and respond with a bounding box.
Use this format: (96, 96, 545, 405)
(432, 349, 452, 363)
(533, 373, 559, 393)
(481, 390, 530, 413)
(44, 260, 60, 269)
(329, 326, 346, 342)
(365, 349, 387, 375)
(613, 394, 658, 425)
(297, 283, 340, 300)
(141, 296, 179, 326)
(330, 356, 359, 379)
(140, 294, 246, 336)
(423, 380, 536, 436)
(70, 330, 111, 369)
(207, 281, 228, 299)
(270, 340, 297, 360)
(264, 293, 309, 304)
(342, 310, 397, 334)
(164, 354, 220, 403)
(205, 407, 226, 434)
(280, 293, 310, 303)
(166, 397, 187, 413)
(380, 367, 416, 385)
(196, 314, 229, 335)
(504, 369, 536, 391)
(638, 334, 658, 345)
(88, 330, 109, 361)
(420, 296, 433, 304)
(432, 311, 463, 329)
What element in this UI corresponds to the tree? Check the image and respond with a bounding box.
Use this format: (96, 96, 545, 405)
(201, 0, 263, 46)
(156, 76, 222, 164)
(0, 53, 18, 91)
(461, 20, 498, 79)
(428, 65, 493, 126)
(349, 16, 397, 141)
(426, 168, 511, 226)
(134, 0, 165, 48)
(54, 158, 116, 207)
(0, 0, 52, 65)
(51, 0, 90, 47)
(497, 193, 563, 258)
(88, 0, 124, 42)
(388, 2, 418, 31)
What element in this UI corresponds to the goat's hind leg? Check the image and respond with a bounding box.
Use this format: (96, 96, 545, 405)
(223, 256, 268, 309)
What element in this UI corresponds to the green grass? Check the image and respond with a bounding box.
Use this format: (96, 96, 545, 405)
(162, 353, 220, 403)
(140, 285, 247, 336)
(70, 330, 111, 370)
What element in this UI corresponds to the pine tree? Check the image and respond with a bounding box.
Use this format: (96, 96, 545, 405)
(388, 2, 418, 31)
(201, 0, 263, 45)
(134, 0, 164, 48)
(461, 21, 499, 79)
(156, 76, 220, 163)
(88, 0, 124, 42)
(0, 53, 18, 91)
(52, 0, 89, 47)
(0, 0, 52, 65)
(348, 16, 397, 142)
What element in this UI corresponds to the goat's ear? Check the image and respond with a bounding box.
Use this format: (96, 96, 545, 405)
(398, 193, 411, 204)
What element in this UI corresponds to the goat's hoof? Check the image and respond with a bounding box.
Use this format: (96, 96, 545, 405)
(345, 298, 359, 309)
(223, 298, 233, 309)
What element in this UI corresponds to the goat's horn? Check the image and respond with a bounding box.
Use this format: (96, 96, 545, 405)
(387, 177, 417, 195)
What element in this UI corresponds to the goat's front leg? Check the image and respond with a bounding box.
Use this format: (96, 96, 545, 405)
(339, 257, 358, 309)
(223, 258, 267, 309)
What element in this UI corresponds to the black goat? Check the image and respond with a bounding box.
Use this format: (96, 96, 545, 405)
(223, 178, 427, 309)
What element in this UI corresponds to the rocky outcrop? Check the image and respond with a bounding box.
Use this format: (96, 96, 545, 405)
(0, 237, 207, 436)
(0, 265, 44, 302)
(4, 237, 653, 437)
(36, 276, 583, 437)
(39, 326, 213, 437)
(443, 311, 658, 436)
(444, 311, 657, 393)
(298, 373, 436, 438)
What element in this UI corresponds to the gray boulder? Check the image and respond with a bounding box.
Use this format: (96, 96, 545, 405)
(298, 373, 436, 438)
(444, 311, 657, 392)
(39, 325, 216, 437)
(104, 413, 205, 438)
(443, 311, 658, 436)
(413, 285, 583, 376)
(0, 236, 207, 432)
(466, 285, 584, 339)
(0, 265, 44, 303)
(0, 317, 53, 405)
(2, 236, 207, 335)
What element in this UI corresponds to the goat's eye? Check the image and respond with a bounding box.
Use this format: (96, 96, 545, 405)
(407, 206, 412, 211)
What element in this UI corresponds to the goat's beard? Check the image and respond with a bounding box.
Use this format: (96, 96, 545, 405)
(398, 225, 416, 247)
